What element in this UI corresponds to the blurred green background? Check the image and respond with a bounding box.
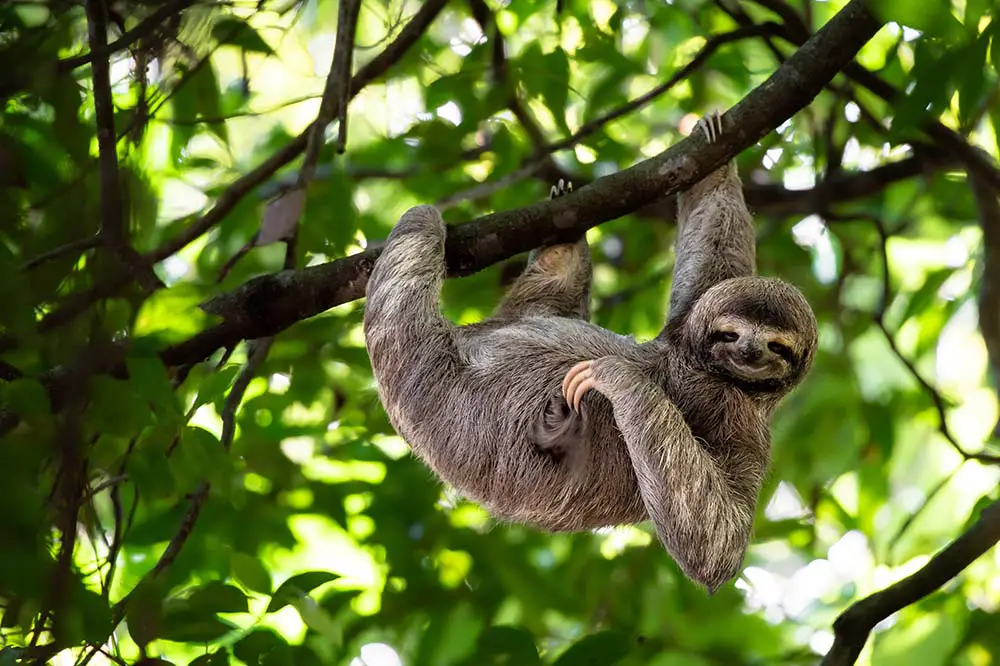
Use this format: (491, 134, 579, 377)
(1, 0, 1000, 664)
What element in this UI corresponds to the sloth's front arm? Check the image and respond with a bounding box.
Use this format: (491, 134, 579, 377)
(563, 356, 760, 593)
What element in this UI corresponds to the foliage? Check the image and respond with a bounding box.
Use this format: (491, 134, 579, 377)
(1, 0, 1000, 665)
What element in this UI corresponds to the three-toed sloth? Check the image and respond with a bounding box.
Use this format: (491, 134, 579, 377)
(363, 112, 818, 593)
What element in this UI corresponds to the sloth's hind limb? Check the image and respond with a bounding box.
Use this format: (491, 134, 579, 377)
(492, 180, 593, 322)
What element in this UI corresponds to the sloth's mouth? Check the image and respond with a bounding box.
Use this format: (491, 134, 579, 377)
(714, 354, 784, 383)
(729, 361, 776, 379)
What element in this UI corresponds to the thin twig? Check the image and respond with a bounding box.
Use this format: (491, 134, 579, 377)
(21, 235, 102, 272)
(869, 214, 1000, 464)
(60, 0, 195, 72)
(301, 0, 362, 180)
(85, 0, 161, 291)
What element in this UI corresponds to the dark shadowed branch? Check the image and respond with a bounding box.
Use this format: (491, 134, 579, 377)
(970, 166, 1000, 439)
(821, 498, 1000, 666)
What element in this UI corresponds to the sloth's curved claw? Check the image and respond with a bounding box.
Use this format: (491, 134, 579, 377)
(562, 360, 596, 413)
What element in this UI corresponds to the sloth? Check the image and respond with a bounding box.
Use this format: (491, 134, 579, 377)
(363, 112, 818, 593)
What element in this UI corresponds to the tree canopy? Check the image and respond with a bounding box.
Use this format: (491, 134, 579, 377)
(2, 0, 1000, 665)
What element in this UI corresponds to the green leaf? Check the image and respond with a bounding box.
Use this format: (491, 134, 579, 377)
(192, 365, 242, 410)
(518, 45, 571, 132)
(125, 578, 168, 650)
(463, 626, 540, 665)
(897, 268, 953, 325)
(126, 355, 182, 419)
(870, 0, 964, 38)
(266, 571, 340, 613)
(230, 552, 272, 595)
(232, 629, 289, 665)
(178, 426, 232, 490)
(159, 609, 235, 643)
(551, 631, 631, 666)
(0, 379, 50, 428)
(964, 0, 990, 30)
(85, 376, 155, 439)
(212, 18, 274, 54)
(129, 424, 178, 499)
(957, 34, 991, 129)
(991, 21, 1000, 72)
(187, 582, 249, 615)
(134, 284, 212, 342)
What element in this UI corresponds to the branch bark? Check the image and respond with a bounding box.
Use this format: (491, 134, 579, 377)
(821, 498, 1000, 666)
(163, 0, 885, 366)
(971, 163, 1000, 438)
(85, 0, 161, 291)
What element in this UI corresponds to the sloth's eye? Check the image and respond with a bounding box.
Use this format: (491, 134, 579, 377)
(767, 341, 793, 359)
(711, 331, 739, 343)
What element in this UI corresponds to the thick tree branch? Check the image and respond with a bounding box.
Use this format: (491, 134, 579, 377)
(821, 498, 1000, 666)
(162, 0, 885, 366)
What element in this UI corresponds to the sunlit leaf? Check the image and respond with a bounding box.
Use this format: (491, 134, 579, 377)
(213, 18, 275, 54)
(134, 284, 213, 342)
(266, 572, 340, 613)
(229, 552, 272, 595)
(187, 582, 250, 615)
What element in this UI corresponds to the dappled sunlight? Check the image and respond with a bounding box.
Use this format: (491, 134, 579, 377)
(351, 642, 403, 666)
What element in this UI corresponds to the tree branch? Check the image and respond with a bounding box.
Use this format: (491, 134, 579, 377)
(821, 498, 1000, 666)
(60, 0, 195, 72)
(971, 163, 1000, 438)
(85, 0, 161, 290)
(162, 0, 884, 366)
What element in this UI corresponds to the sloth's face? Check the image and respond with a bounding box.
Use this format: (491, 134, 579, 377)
(703, 314, 802, 391)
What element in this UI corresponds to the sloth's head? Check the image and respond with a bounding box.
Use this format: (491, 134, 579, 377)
(686, 277, 818, 395)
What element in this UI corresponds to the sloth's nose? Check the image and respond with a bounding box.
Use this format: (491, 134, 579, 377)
(739, 342, 763, 362)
